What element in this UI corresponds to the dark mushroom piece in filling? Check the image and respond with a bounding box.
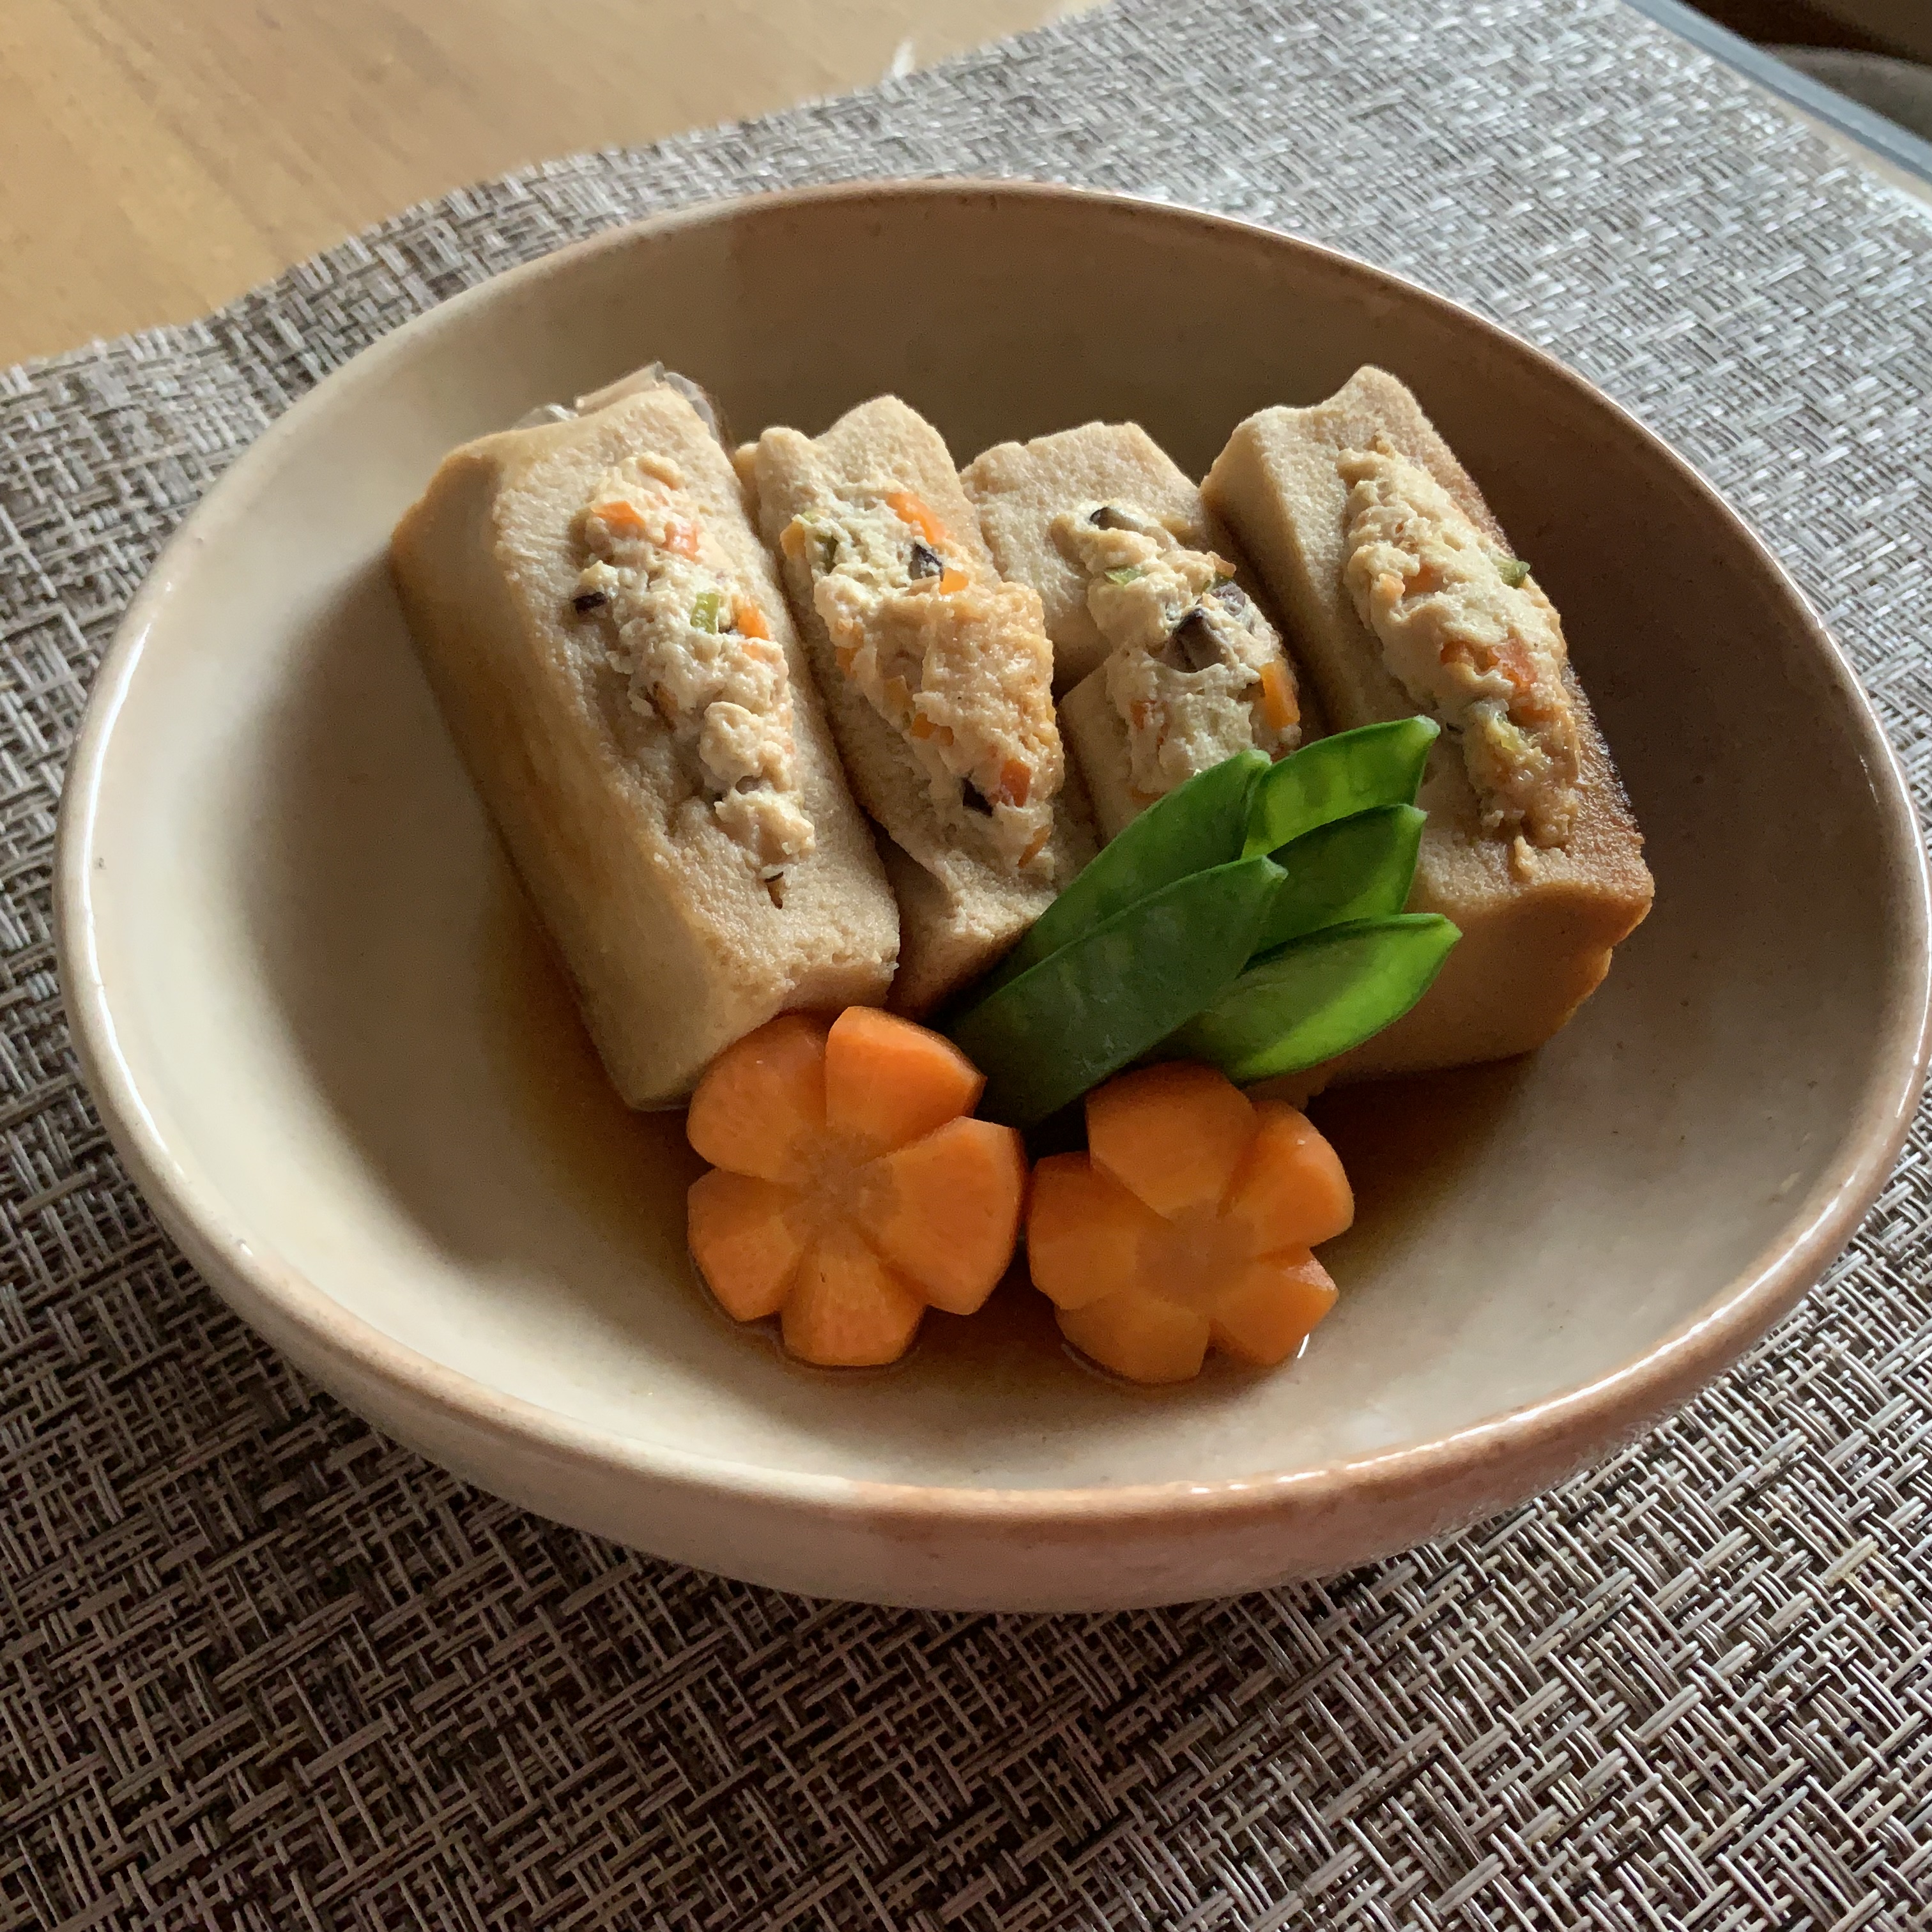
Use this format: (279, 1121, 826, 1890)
(1160, 604, 1224, 673)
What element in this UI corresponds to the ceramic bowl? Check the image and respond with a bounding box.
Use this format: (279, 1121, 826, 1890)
(56, 181, 1930, 1611)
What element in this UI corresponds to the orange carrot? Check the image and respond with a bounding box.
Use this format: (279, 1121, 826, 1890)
(663, 518, 702, 558)
(854, 1118, 1027, 1315)
(1058, 1290, 1210, 1386)
(687, 1010, 1026, 1367)
(784, 1227, 926, 1368)
(686, 1012, 827, 1184)
(824, 1006, 982, 1156)
(1028, 1062, 1351, 1384)
(885, 489, 949, 549)
(1257, 659, 1300, 733)
(734, 596, 771, 640)
(1027, 1154, 1162, 1312)
(1208, 1254, 1337, 1367)
(1221, 1101, 1353, 1253)
(996, 758, 1032, 808)
(1491, 641, 1537, 695)
(686, 1169, 807, 1322)
(937, 567, 970, 595)
(1087, 1062, 1255, 1218)
(594, 500, 649, 537)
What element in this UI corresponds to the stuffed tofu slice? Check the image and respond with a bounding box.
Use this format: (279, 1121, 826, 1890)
(965, 422, 1313, 841)
(1203, 365, 1653, 1075)
(391, 379, 899, 1108)
(753, 397, 1094, 1015)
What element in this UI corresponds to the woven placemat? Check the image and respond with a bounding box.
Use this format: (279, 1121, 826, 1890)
(5, 1, 1931, 1925)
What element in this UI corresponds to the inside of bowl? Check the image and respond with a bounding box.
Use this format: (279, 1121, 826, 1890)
(82, 187, 1920, 1491)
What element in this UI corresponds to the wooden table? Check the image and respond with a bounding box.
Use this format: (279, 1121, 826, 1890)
(1, 0, 1069, 367)
(7, 0, 1924, 369)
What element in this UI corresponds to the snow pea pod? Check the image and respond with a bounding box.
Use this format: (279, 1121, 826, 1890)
(1172, 913, 1460, 1084)
(985, 749, 1268, 993)
(1243, 717, 1441, 859)
(949, 854, 1284, 1126)
(1253, 803, 1426, 953)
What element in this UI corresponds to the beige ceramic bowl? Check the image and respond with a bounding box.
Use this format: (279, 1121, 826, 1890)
(56, 181, 1930, 1611)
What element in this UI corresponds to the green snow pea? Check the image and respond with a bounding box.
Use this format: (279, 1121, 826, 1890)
(1243, 716, 1441, 859)
(984, 749, 1268, 994)
(1171, 913, 1461, 1084)
(949, 854, 1284, 1127)
(1253, 803, 1426, 954)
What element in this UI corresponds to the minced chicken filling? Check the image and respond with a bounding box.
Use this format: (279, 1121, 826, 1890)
(1050, 502, 1301, 803)
(572, 456, 815, 878)
(1339, 438, 1581, 849)
(783, 488, 1062, 875)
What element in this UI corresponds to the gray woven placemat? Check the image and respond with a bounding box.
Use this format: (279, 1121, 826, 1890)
(5, 1, 1932, 1926)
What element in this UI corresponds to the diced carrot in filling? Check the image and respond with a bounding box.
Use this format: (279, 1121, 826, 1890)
(1028, 1063, 1352, 1384)
(734, 595, 771, 640)
(594, 500, 650, 535)
(937, 567, 970, 595)
(662, 518, 702, 558)
(997, 758, 1032, 808)
(1444, 636, 1536, 696)
(884, 489, 950, 549)
(687, 1011, 1027, 1366)
(1258, 659, 1300, 733)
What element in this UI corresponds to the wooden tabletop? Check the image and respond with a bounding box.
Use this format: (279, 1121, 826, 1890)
(2, 0, 1068, 367)
(7, 1, 1924, 370)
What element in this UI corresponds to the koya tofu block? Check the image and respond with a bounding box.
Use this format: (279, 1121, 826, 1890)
(753, 396, 1094, 1015)
(965, 422, 1311, 841)
(1204, 366, 1653, 1075)
(965, 422, 1222, 693)
(392, 381, 900, 1107)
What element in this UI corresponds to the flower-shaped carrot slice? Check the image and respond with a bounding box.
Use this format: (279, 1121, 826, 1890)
(1028, 1062, 1352, 1384)
(686, 1009, 1026, 1365)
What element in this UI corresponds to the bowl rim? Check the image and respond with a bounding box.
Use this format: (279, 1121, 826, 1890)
(54, 175, 1932, 1529)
